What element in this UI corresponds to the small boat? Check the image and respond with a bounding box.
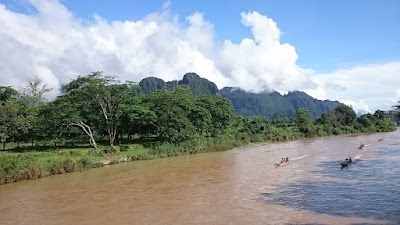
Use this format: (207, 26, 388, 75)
(359, 144, 365, 149)
(340, 158, 353, 168)
(275, 158, 289, 167)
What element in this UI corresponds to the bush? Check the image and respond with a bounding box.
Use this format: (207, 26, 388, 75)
(119, 146, 129, 152)
(153, 143, 180, 157)
(110, 146, 120, 154)
(78, 157, 94, 170)
(62, 158, 77, 172)
(26, 164, 42, 179)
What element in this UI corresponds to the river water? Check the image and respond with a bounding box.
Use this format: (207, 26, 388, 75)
(1, 130, 399, 225)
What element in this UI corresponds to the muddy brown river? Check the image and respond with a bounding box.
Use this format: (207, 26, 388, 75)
(1, 129, 399, 225)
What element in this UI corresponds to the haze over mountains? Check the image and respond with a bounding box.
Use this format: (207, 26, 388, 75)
(139, 73, 340, 119)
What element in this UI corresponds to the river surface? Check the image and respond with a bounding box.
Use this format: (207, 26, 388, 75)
(1, 130, 400, 225)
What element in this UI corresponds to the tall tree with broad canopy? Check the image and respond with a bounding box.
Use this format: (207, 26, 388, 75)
(196, 95, 234, 137)
(0, 99, 32, 150)
(36, 95, 87, 147)
(332, 104, 357, 126)
(16, 76, 52, 146)
(142, 86, 196, 143)
(63, 72, 132, 146)
(124, 94, 158, 138)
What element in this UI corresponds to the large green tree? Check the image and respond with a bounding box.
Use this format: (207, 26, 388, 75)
(63, 72, 132, 146)
(295, 108, 311, 133)
(0, 86, 18, 103)
(36, 95, 85, 147)
(0, 99, 32, 150)
(196, 95, 234, 137)
(125, 95, 157, 138)
(143, 86, 196, 143)
(332, 104, 357, 126)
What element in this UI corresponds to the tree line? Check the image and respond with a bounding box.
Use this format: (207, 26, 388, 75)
(0, 72, 397, 151)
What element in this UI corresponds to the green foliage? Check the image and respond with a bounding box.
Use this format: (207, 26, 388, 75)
(137, 85, 234, 143)
(332, 104, 357, 126)
(137, 74, 338, 119)
(295, 108, 311, 134)
(357, 114, 374, 127)
(61, 71, 135, 147)
(376, 118, 396, 132)
(313, 104, 395, 135)
(0, 86, 18, 103)
(374, 110, 386, 120)
(36, 95, 81, 143)
(1, 73, 395, 149)
(220, 88, 340, 119)
(196, 95, 234, 137)
(0, 150, 106, 184)
(0, 98, 33, 147)
(124, 145, 154, 160)
(109, 146, 120, 154)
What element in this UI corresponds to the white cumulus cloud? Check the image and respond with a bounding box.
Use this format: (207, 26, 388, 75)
(305, 61, 400, 113)
(0, 0, 399, 113)
(217, 11, 316, 93)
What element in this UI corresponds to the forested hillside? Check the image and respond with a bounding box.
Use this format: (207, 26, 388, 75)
(220, 87, 340, 119)
(138, 73, 340, 119)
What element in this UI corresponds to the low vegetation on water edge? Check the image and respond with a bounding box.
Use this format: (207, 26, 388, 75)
(0, 73, 398, 184)
(0, 138, 245, 184)
(0, 149, 100, 184)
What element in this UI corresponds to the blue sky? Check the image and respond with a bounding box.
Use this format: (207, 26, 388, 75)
(62, 0, 400, 71)
(4, 0, 399, 71)
(0, 0, 400, 112)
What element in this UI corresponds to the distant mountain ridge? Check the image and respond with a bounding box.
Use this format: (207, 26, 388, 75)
(138, 73, 340, 119)
(139, 73, 218, 96)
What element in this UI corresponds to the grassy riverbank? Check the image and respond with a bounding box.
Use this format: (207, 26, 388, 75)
(1, 125, 396, 185)
(0, 137, 245, 185)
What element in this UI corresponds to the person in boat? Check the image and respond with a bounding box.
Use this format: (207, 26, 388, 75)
(349, 157, 352, 163)
(286, 157, 289, 162)
(281, 158, 285, 163)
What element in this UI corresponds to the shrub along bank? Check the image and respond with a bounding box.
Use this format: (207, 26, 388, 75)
(0, 137, 245, 184)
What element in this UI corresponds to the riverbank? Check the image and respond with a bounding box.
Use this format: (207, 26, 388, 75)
(0, 137, 244, 185)
(1, 126, 397, 185)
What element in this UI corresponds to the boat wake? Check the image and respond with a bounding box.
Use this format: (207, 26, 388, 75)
(382, 138, 395, 141)
(354, 155, 362, 160)
(275, 155, 309, 167)
(290, 155, 309, 161)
